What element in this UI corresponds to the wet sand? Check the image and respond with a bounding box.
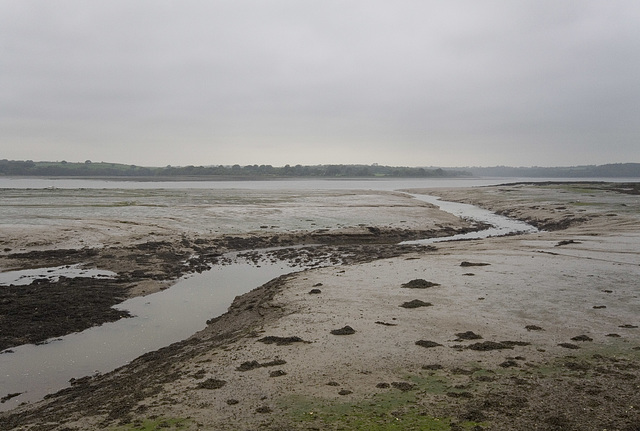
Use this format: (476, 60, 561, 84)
(1, 183, 640, 430)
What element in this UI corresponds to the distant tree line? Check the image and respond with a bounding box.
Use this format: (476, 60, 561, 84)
(0, 160, 471, 178)
(466, 163, 640, 178)
(3, 160, 638, 178)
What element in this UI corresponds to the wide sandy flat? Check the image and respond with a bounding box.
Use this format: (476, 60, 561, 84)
(2, 182, 639, 431)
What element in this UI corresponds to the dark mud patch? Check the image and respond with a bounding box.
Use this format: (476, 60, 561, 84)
(558, 343, 581, 349)
(330, 326, 356, 335)
(499, 360, 520, 368)
(525, 325, 544, 331)
(236, 359, 287, 372)
(196, 378, 226, 390)
(460, 261, 490, 267)
(0, 277, 130, 351)
(257, 336, 308, 346)
(556, 239, 581, 246)
(375, 321, 398, 326)
(0, 232, 439, 351)
(401, 279, 440, 289)
(415, 340, 443, 348)
(400, 299, 433, 309)
(500, 340, 531, 347)
(455, 331, 483, 341)
(466, 341, 514, 351)
(391, 382, 416, 392)
(422, 364, 444, 370)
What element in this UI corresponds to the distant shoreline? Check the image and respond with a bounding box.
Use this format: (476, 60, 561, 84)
(2, 160, 640, 179)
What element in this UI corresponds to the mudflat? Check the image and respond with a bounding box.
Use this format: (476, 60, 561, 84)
(1, 182, 639, 431)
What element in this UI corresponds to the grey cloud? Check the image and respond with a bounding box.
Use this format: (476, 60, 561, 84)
(1, 0, 639, 166)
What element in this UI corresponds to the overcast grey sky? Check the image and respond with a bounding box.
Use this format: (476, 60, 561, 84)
(1, 1, 639, 167)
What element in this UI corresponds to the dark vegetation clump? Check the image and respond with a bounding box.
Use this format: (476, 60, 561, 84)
(558, 343, 581, 350)
(422, 364, 444, 370)
(196, 378, 227, 390)
(455, 331, 483, 340)
(500, 340, 531, 347)
(375, 321, 398, 326)
(330, 326, 356, 335)
(467, 341, 513, 351)
(257, 336, 306, 345)
(415, 340, 442, 348)
(400, 299, 433, 308)
(401, 279, 440, 289)
(236, 359, 286, 372)
(499, 360, 520, 368)
(391, 382, 416, 392)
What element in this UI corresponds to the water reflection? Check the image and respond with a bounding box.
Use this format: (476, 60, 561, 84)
(0, 258, 296, 410)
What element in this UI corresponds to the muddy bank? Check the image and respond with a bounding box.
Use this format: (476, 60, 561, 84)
(0, 223, 473, 352)
(410, 181, 640, 232)
(0, 187, 483, 350)
(0, 277, 130, 352)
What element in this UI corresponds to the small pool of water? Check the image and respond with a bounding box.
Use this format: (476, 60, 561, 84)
(401, 194, 538, 244)
(0, 264, 116, 286)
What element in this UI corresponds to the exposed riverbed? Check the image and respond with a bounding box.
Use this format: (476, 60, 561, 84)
(0, 185, 538, 411)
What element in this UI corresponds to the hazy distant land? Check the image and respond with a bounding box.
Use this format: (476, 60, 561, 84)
(1, 159, 639, 178)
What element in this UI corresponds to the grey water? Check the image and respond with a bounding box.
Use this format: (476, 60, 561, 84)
(401, 194, 538, 245)
(0, 258, 298, 411)
(1, 176, 637, 191)
(0, 177, 511, 190)
(0, 264, 116, 286)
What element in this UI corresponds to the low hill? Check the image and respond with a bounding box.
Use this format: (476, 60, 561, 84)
(0, 160, 470, 178)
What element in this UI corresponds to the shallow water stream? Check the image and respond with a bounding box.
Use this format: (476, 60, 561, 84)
(402, 193, 538, 244)
(0, 258, 298, 410)
(0, 191, 537, 411)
